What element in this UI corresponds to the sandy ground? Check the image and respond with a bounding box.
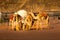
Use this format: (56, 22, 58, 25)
(0, 29, 60, 40)
(0, 19, 60, 40)
(0, 24, 60, 40)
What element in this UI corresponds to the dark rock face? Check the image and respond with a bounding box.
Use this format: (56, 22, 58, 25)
(0, 0, 60, 12)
